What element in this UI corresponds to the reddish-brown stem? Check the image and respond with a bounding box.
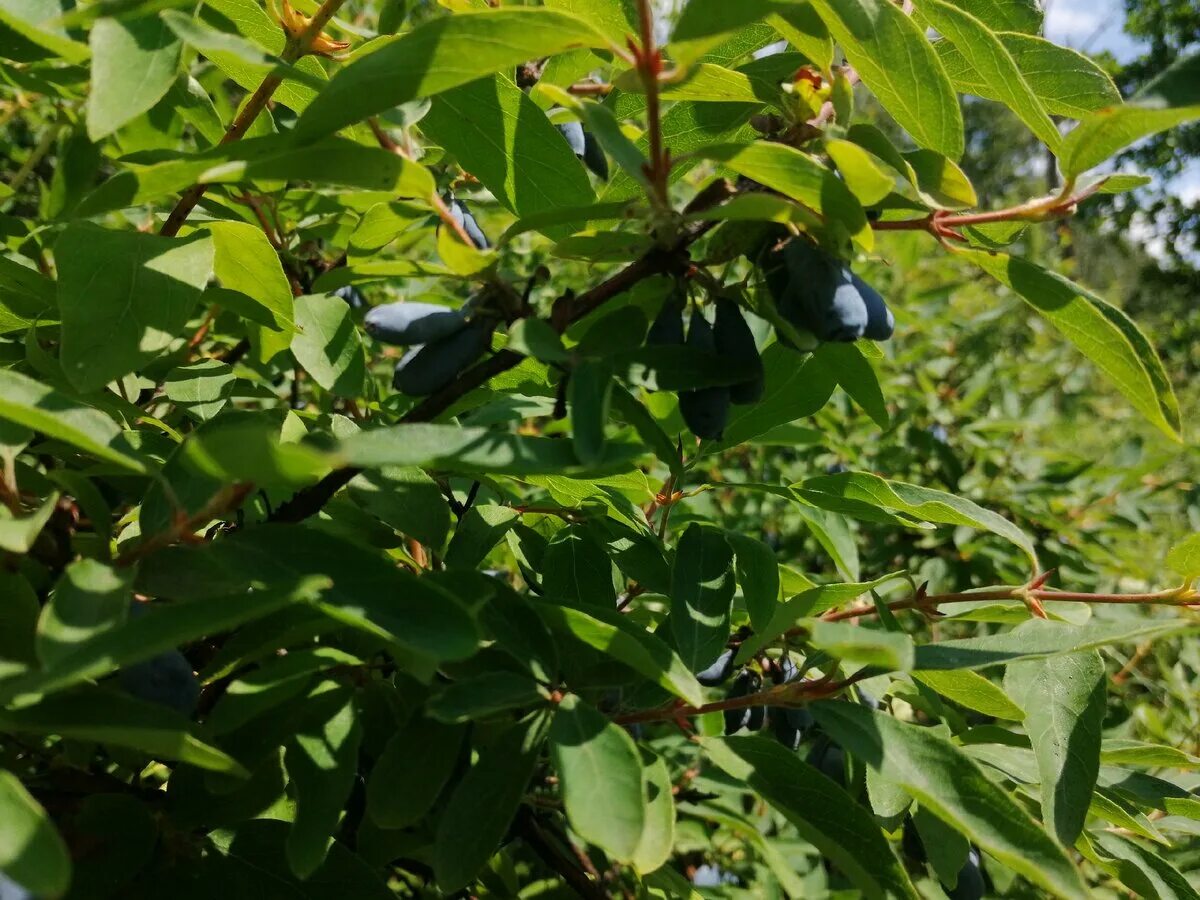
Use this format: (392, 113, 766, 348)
(870, 183, 1093, 242)
(159, 0, 349, 237)
(816, 585, 1197, 626)
(568, 82, 613, 96)
(613, 672, 863, 726)
(116, 482, 254, 567)
(634, 0, 667, 205)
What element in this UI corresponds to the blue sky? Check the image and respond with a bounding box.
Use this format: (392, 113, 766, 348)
(1046, 0, 1199, 252)
(1044, 0, 1147, 62)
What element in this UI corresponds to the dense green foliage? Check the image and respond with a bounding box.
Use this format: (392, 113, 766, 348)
(0, 0, 1199, 897)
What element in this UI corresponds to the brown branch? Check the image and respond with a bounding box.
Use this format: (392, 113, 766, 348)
(613, 672, 865, 726)
(813, 584, 1197, 626)
(515, 808, 609, 900)
(116, 482, 254, 567)
(269, 188, 728, 525)
(870, 181, 1096, 242)
(159, 0, 350, 237)
(633, 0, 668, 205)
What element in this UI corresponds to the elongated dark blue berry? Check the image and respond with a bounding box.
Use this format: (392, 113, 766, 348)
(364, 301, 468, 346)
(647, 289, 686, 346)
(853, 273, 895, 340)
(393, 319, 495, 397)
(943, 848, 986, 900)
(582, 131, 609, 180)
(678, 314, 730, 440)
(714, 297, 763, 405)
(723, 669, 761, 735)
(556, 120, 587, 157)
(696, 647, 736, 686)
(446, 197, 489, 250)
(118, 650, 200, 716)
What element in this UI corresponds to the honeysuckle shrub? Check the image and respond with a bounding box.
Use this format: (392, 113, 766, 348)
(0, 0, 1198, 897)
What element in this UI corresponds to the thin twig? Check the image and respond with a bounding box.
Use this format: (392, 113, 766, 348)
(633, 0, 668, 205)
(515, 808, 608, 900)
(159, 0, 350, 236)
(116, 483, 254, 567)
(814, 584, 1197, 626)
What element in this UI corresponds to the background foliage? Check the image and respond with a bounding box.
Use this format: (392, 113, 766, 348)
(0, 0, 1199, 897)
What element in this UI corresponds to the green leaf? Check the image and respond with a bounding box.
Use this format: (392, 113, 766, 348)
(0, 257, 56, 335)
(1100, 740, 1200, 770)
(0, 572, 38, 664)
(819, 342, 889, 427)
(806, 0, 964, 159)
(339, 423, 644, 477)
(726, 532, 780, 632)
(428, 672, 544, 725)
(825, 139, 895, 206)
(1091, 832, 1200, 900)
(569, 359, 614, 465)
(810, 701, 1087, 898)
(199, 0, 328, 113)
(295, 9, 609, 143)
(714, 344, 839, 448)
(347, 467, 452, 550)
(421, 75, 596, 224)
(207, 647, 358, 735)
(543, 0, 637, 45)
(948, 0, 1041, 30)
(912, 670, 1025, 720)
(797, 470, 1039, 567)
(702, 736, 919, 899)
(964, 249, 1183, 442)
(0, 581, 319, 704)
(542, 524, 617, 608)
(0, 769, 71, 898)
(78, 136, 434, 219)
(36, 559, 133, 668)
(912, 804, 971, 888)
(87, 15, 180, 140)
(1166, 533, 1200, 580)
(433, 712, 550, 892)
(1060, 52, 1200, 177)
(56, 225, 214, 393)
(808, 620, 915, 671)
(207, 220, 294, 344)
(699, 142, 872, 249)
(0, 0, 88, 63)
(0, 370, 147, 472)
(136, 526, 480, 663)
(291, 293, 366, 397)
(913, 617, 1196, 671)
(670, 524, 736, 673)
(285, 687, 362, 879)
(846, 123, 977, 209)
(1005, 651, 1105, 846)
(534, 598, 704, 706)
(668, 0, 775, 66)
(207, 819, 394, 900)
(367, 716, 466, 828)
(444, 505, 520, 570)
(550, 694, 645, 862)
(936, 32, 1120, 118)
(734, 571, 907, 664)
(918, 0, 1059, 149)
(162, 359, 235, 422)
(0, 491, 58, 554)
(632, 750, 675, 874)
(0, 685, 246, 774)
(768, 3, 834, 70)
